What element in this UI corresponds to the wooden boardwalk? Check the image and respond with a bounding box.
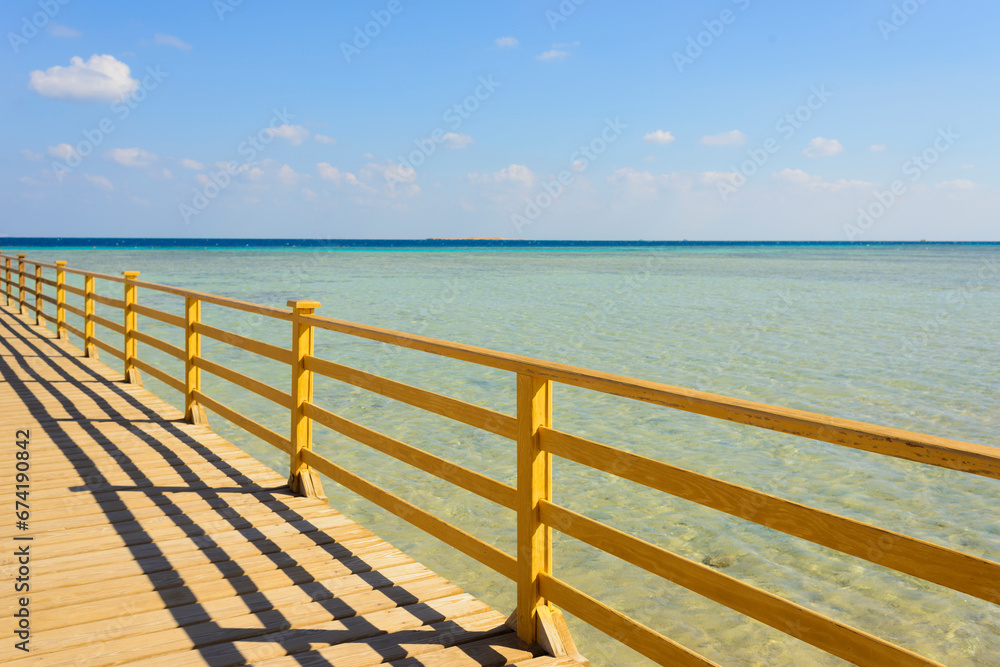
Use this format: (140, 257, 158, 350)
(0, 305, 585, 666)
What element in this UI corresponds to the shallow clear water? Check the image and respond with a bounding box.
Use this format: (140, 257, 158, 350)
(21, 244, 1000, 665)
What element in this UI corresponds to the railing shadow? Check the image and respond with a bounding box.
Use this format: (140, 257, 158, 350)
(0, 308, 516, 666)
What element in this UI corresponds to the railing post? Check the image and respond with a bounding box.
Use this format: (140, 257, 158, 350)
(17, 254, 26, 315)
(122, 271, 141, 384)
(55, 262, 67, 340)
(84, 275, 98, 359)
(516, 373, 553, 645)
(288, 299, 325, 499)
(184, 297, 207, 424)
(34, 264, 44, 327)
(4, 255, 11, 306)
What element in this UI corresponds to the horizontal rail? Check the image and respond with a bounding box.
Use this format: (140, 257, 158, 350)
(303, 401, 516, 510)
(540, 426, 1000, 603)
(194, 356, 292, 410)
(63, 322, 84, 340)
(301, 312, 1000, 479)
(305, 355, 517, 440)
(37, 277, 58, 289)
(90, 293, 126, 309)
(131, 278, 293, 322)
(130, 357, 185, 394)
(38, 293, 58, 307)
(38, 311, 57, 325)
(0, 257, 127, 284)
(192, 322, 293, 365)
(300, 447, 517, 579)
(133, 303, 185, 329)
(63, 284, 86, 298)
(192, 390, 292, 454)
(91, 314, 125, 336)
(91, 336, 125, 361)
(133, 330, 185, 361)
(539, 500, 940, 666)
(62, 302, 86, 319)
(538, 573, 719, 667)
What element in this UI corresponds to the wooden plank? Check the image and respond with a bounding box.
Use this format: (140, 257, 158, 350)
(131, 357, 185, 393)
(133, 302, 185, 329)
(538, 573, 721, 667)
(61, 301, 86, 319)
(61, 320, 84, 340)
(195, 355, 292, 409)
(301, 447, 517, 580)
(37, 292, 58, 307)
(37, 276, 58, 289)
(62, 283, 85, 297)
(540, 500, 944, 667)
(303, 401, 516, 510)
(244, 608, 515, 667)
(299, 314, 1000, 479)
(133, 329, 185, 360)
(193, 320, 293, 364)
(91, 312, 125, 335)
(91, 292, 126, 309)
(131, 277, 294, 321)
(305, 355, 517, 440)
(91, 335, 125, 361)
(192, 389, 292, 454)
(540, 426, 1000, 604)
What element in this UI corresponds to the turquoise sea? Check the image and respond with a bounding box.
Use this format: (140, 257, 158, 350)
(12, 243, 1000, 665)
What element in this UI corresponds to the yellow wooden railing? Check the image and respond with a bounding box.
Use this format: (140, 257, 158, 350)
(2, 251, 999, 666)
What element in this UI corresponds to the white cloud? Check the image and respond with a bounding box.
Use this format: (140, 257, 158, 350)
(21, 149, 44, 161)
(106, 147, 157, 167)
(48, 144, 78, 161)
(49, 25, 81, 38)
(314, 133, 337, 145)
(84, 174, 113, 190)
(772, 168, 872, 191)
(609, 168, 693, 196)
(495, 36, 519, 49)
(643, 130, 675, 145)
(936, 179, 978, 191)
(29, 54, 139, 102)
(269, 124, 310, 145)
(870, 144, 886, 152)
(441, 132, 474, 149)
(537, 49, 568, 61)
(701, 130, 746, 147)
(180, 158, 204, 170)
(316, 162, 364, 187)
(469, 164, 534, 187)
(19, 176, 40, 186)
(277, 164, 307, 186)
(154, 33, 192, 50)
(803, 137, 844, 157)
(699, 171, 740, 186)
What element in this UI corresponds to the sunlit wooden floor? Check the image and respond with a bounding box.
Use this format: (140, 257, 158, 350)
(0, 305, 585, 667)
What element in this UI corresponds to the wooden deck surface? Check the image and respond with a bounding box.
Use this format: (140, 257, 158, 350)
(0, 305, 584, 667)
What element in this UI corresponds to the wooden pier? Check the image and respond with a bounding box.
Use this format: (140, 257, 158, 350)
(0, 307, 583, 665)
(2, 251, 999, 666)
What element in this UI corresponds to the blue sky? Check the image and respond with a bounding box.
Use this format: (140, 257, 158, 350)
(2, 0, 998, 240)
